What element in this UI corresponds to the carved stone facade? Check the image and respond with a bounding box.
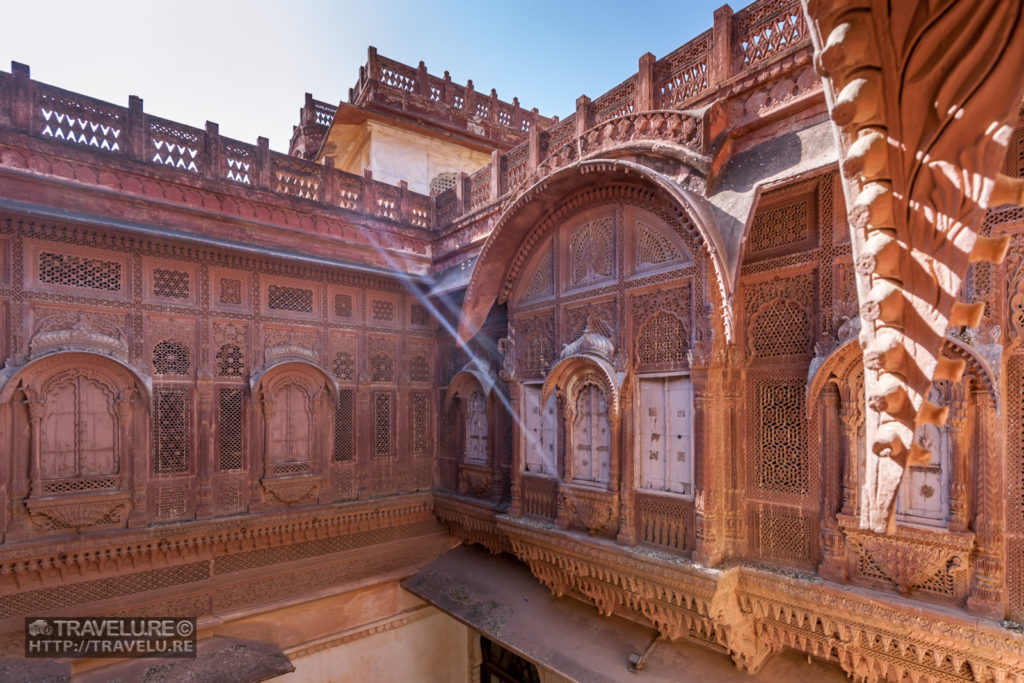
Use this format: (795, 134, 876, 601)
(2, 0, 1024, 679)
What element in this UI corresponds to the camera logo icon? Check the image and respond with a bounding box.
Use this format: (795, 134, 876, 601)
(27, 620, 52, 637)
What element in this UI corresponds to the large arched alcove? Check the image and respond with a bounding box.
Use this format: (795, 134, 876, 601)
(252, 361, 338, 509)
(0, 352, 150, 539)
(810, 336, 998, 608)
(464, 159, 725, 550)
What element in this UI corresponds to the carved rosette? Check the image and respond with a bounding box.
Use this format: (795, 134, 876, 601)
(802, 0, 1024, 532)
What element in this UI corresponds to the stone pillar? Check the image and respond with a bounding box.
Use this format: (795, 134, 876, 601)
(205, 121, 221, 181)
(818, 385, 847, 582)
(691, 360, 722, 566)
(840, 397, 859, 517)
(25, 398, 44, 499)
(636, 52, 656, 111)
(947, 389, 970, 532)
(574, 95, 591, 138)
(507, 381, 523, 517)
(616, 383, 635, 547)
(709, 5, 734, 89)
(195, 381, 214, 518)
(250, 395, 273, 511)
(968, 383, 1004, 618)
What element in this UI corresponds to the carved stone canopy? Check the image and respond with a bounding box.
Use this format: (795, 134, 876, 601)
(264, 332, 318, 365)
(559, 321, 615, 363)
(29, 313, 128, 363)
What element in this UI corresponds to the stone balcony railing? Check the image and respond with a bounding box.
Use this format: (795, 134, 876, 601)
(347, 47, 556, 150)
(0, 0, 810, 264)
(433, 0, 810, 228)
(0, 64, 436, 232)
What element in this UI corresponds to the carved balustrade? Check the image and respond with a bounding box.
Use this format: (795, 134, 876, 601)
(433, 0, 811, 230)
(0, 64, 435, 232)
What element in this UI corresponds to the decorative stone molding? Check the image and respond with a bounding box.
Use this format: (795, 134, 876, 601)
(29, 312, 128, 362)
(458, 506, 1024, 680)
(458, 465, 494, 500)
(559, 484, 619, 537)
(802, 0, 1024, 532)
(25, 492, 131, 532)
(261, 475, 321, 507)
(434, 495, 511, 555)
(264, 331, 319, 365)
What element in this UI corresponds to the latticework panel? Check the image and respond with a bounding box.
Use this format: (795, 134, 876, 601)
(411, 392, 430, 457)
(152, 478, 192, 521)
(267, 284, 313, 313)
(751, 377, 808, 495)
(636, 311, 687, 366)
(0, 562, 210, 618)
(746, 193, 815, 259)
(636, 221, 684, 268)
(1009, 356, 1024, 619)
(332, 352, 355, 382)
(215, 344, 244, 377)
(153, 386, 191, 474)
(152, 268, 190, 300)
(749, 503, 815, 567)
(1010, 356, 1024, 535)
(153, 340, 191, 376)
(333, 389, 354, 462)
(334, 293, 353, 317)
(370, 298, 395, 323)
(38, 251, 121, 291)
(218, 277, 242, 305)
(748, 300, 811, 358)
(409, 354, 430, 383)
(373, 392, 393, 458)
(568, 217, 614, 287)
(218, 388, 244, 471)
(1010, 537, 1024, 620)
(370, 354, 394, 383)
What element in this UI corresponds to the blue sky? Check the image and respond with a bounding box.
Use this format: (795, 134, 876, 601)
(2, 0, 726, 152)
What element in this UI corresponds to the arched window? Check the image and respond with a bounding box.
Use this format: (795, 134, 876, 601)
(464, 390, 488, 464)
(41, 376, 117, 481)
(268, 382, 314, 474)
(572, 383, 610, 485)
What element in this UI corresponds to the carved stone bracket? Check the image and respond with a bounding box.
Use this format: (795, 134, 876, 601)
(802, 0, 1024, 532)
(261, 475, 321, 507)
(26, 492, 132, 533)
(559, 484, 619, 537)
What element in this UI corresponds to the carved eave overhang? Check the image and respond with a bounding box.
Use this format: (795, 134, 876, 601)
(434, 499, 1024, 679)
(458, 157, 729, 344)
(0, 351, 152, 403)
(802, 0, 1024, 531)
(249, 358, 339, 399)
(444, 360, 498, 411)
(540, 329, 622, 419)
(28, 316, 128, 364)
